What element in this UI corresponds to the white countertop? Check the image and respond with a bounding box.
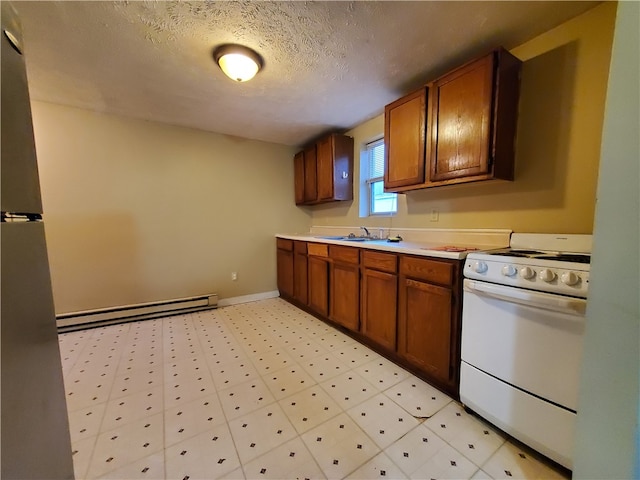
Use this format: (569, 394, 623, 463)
(276, 228, 511, 261)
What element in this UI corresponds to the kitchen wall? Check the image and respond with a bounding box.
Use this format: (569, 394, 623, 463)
(33, 2, 615, 315)
(32, 102, 310, 313)
(309, 2, 616, 235)
(573, 1, 640, 477)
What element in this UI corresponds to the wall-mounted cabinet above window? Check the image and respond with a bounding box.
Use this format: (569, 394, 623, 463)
(384, 48, 522, 193)
(294, 133, 354, 205)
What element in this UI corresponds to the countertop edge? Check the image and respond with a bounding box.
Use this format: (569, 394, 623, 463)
(275, 234, 494, 260)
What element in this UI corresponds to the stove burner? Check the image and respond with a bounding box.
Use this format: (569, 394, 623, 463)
(486, 250, 591, 264)
(537, 254, 591, 264)
(489, 251, 536, 258)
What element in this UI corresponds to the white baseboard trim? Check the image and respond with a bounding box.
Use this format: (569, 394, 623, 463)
(218, 290, 280, 307)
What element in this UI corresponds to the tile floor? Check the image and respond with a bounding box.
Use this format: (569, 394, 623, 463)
(59, 298, 569, 480)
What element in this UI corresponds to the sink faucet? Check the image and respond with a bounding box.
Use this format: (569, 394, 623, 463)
(360, 226, 370, 238)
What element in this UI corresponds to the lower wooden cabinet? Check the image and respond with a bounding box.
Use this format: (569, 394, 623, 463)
(307, 248, 329, 317)
(397, 255, 461, 395)
(329, 262, 360, 331)
(360, 250, 398, 351)
(328, 245, 360, 331)
(293, 241, 308, 305)
(361, 268, 397, 351)
(276, 239, 462, 398)
(397, 277, 453, 384)
(276, 239, 294, 298)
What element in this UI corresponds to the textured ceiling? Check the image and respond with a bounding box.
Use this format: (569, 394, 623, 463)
(13, 1, 599, 147)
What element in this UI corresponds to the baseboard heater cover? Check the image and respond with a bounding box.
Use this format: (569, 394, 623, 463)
(57, 294, 218, 332)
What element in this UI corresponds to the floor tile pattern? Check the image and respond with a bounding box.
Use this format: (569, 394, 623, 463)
(59, 298, 569, 479)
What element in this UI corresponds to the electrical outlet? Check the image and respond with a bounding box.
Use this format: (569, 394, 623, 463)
(231, 272, 238, 281)
(430, 209, 439, 222)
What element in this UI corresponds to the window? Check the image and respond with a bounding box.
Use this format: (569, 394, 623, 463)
(365, 138, 397, 215)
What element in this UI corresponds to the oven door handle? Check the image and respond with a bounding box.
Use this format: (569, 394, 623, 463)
(463, 279, 587, 316)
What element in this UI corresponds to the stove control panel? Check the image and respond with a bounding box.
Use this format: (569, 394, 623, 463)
(464, 256, 590, 298)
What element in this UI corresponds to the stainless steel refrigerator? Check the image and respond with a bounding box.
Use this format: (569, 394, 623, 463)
(1, 3, 74, 478)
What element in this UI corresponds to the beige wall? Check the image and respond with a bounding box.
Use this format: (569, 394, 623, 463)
(32, 102, 310, 313)
(310, 2, 616, 234)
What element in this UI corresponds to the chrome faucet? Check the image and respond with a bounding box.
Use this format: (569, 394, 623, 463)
(360, 226, 370, 238)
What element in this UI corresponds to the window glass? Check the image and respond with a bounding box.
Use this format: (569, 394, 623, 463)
(365, 139, 397, 215)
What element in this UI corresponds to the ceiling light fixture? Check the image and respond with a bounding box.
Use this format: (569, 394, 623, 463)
(213, 44, 263, 83)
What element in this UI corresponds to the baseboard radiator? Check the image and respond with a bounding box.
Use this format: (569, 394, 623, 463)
(56, 293, 218, 333)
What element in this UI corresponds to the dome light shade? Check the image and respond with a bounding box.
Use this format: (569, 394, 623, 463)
(213, 44, 263, 82)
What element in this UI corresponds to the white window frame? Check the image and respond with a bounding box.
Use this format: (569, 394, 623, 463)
(365, 138, 397, 216)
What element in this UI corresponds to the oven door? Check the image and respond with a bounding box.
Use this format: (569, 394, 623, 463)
(461, 278, 586, 412)
(460, 279, 586, 469)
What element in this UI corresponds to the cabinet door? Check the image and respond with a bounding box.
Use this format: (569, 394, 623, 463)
(397, 277, 453, 385)
(293, 251, 308, 305)
(308, 256, 329, 317)
(293, 151, 305, 205)
(316, 135, 334, 201)
(384, 88, 427, 190)
(430, 54, 494, 182)
(361, 268, 397, 351)
(304, 145, 318, 203)
(277, 249, 294, 298)
(329, 262, 360, 331)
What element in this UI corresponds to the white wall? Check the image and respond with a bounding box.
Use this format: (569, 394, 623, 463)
(32, 102, 311, 313)
(573, 1, 640, 478)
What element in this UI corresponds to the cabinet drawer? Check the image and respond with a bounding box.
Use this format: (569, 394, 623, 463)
(400, 255, 453, 286)
(307, 243, 329, 258)
(329, 245, 360, 264)
(294, 241, 307, 254)
(362, 250, 397, 274)
(277, 238, 293, 251)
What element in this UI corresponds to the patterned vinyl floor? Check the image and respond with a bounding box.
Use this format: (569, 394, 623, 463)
(59, 298, 568, 480)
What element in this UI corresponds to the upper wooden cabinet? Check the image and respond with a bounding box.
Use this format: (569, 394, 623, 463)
(430, 54, 494, 182)
(384, 48, 522, 192)
(293, 152, 305, 204)
(384, 88, 428, 190)
(303, 145, 318, 203)
(294, 133, 354, 205)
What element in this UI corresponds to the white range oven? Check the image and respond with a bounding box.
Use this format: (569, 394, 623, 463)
(460, 233, 592, 470)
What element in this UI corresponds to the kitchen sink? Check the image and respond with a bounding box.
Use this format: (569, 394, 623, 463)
(313, 235, 378, 242)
